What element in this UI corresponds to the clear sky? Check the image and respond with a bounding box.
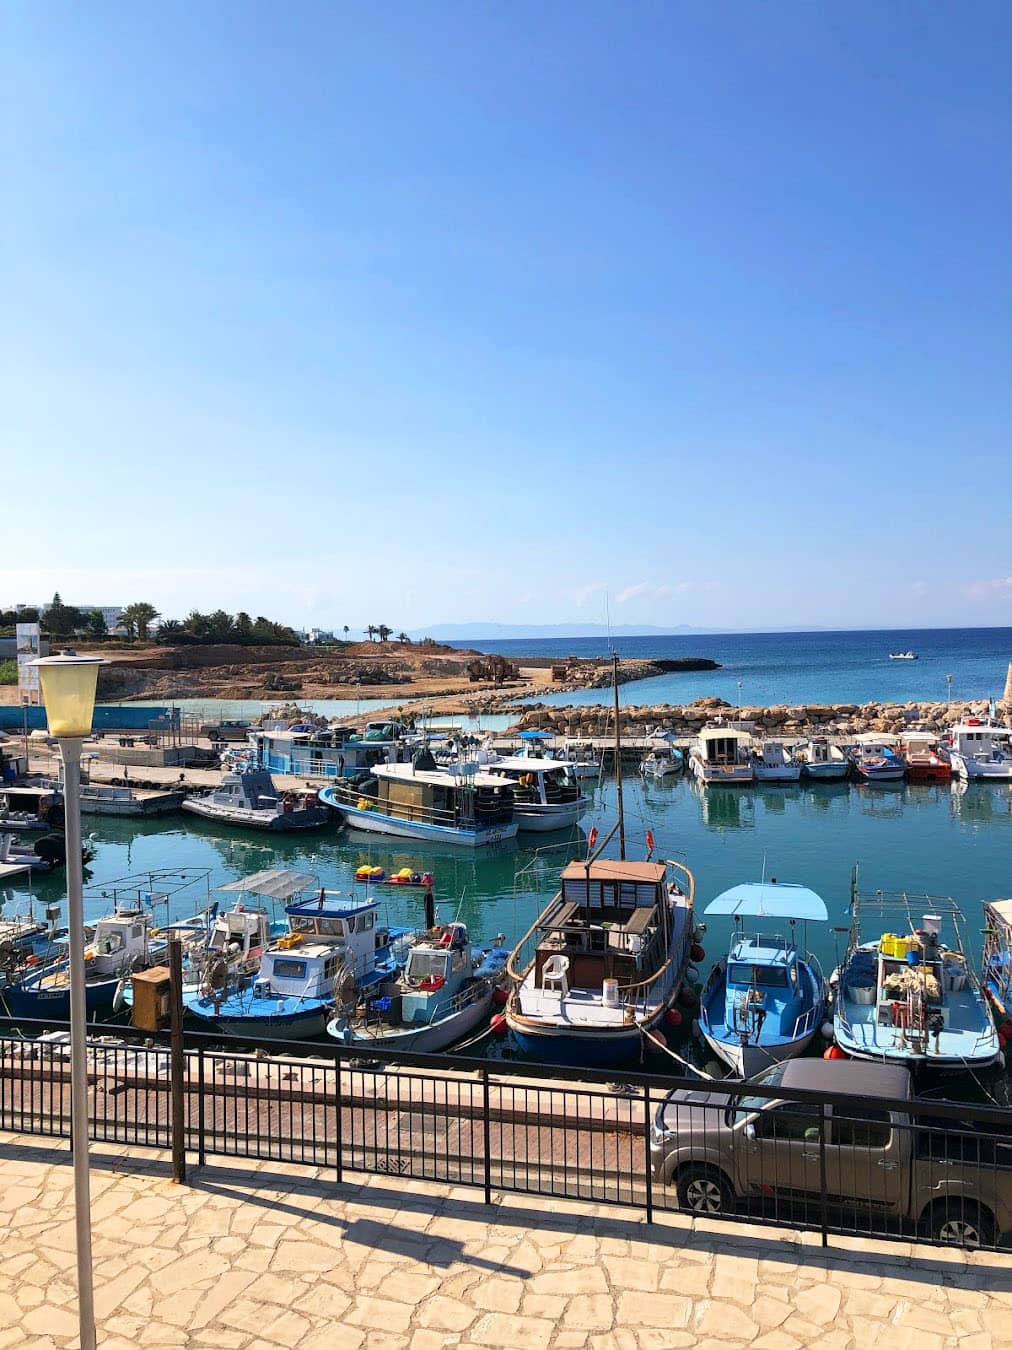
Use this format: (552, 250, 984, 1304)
(4, 3, 1011, 634)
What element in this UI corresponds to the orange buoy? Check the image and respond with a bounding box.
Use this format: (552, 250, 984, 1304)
(490, 1012, 508, 1036)
(492, 987, 508, 1007)
(823, 1045, 846, 1060)
(665, 1006, 683, 1028)
(690, 943, 705, 963)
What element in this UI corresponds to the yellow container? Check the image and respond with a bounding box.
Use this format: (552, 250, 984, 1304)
(880, 933, 898, 956)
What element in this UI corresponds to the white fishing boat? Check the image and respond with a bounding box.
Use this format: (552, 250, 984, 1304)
(688, 727, 754, 786)
(328, 920, 509, 1052)
(640, 747, 683, 778)
(796, 737, 850, 781)
(751, 741, 802, 783)
(948, 720, 1012, 781)
(319, 751, 518, 848)
(480, 755, 590, 832)
(889, 651, 919, 660)
(182, 771, 330, 831)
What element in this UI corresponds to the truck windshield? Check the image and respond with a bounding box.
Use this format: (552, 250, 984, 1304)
(728, 1063, 790, 1126)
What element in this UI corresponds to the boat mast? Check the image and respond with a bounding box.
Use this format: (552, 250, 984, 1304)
(612, 653, 626, 860)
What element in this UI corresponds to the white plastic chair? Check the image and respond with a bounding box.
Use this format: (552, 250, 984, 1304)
(542, 954, 570, 997)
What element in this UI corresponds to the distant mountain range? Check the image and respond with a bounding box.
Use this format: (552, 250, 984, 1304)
(409, 622, 826, 640)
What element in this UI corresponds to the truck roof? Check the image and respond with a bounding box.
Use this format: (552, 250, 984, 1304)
(779, 1060, 910, 1100)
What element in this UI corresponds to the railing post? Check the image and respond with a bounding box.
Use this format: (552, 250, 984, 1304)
(196, 1044, 206, 1168)
(169, 939, 185, 1184)
(335, 1051, 344, 1185)
(482, 1068, 492, 1206)
(643, 1086, 653, 1224)
(818, 1100, 829, 1249)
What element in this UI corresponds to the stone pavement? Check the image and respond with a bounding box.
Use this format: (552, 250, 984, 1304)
(0, 1132, 1009, 1350)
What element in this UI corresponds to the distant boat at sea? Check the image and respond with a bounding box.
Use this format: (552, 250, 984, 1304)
(889, 651, 919, 660)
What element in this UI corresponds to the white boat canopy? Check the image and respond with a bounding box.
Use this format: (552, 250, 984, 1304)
(984, 898, 1012, 928)
(705, 881, 829, 922)
(219, 867, 320, 900)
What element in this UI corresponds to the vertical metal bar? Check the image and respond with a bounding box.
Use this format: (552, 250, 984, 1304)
(334, 1053, 343, 1184)
(61, 738, 97, 1350)
(819, 1099, 829, 1249)
(643, 1086, 653, 1223)
(168, 939, 185, 1183)
(197, 1044, 206, 1166)
(482, 1068, 492, 1205)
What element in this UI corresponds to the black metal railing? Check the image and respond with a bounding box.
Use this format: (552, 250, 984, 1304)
(1, 1014, 1009, 1253)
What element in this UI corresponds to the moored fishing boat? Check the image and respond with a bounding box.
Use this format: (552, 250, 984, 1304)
(948, 720, 1012, 781)
(504, 847, 697, 1066)
(186, 885, 408, 1039)
(850, 741, 906, 783)
(982, 899, 1012, 1028)
(319, 752, 518, 848)
(328, 918, 509, 1052)
(831, 881, 999, 1070)
(182, 770, 330, 831)
(688, 727, 754, 786)
(751, 741, 802, 783)
(796, 737, 850, 781)
(480, 755, 590, 832)
(900, 732, 952, 783)
(698, 881, 827, 1078)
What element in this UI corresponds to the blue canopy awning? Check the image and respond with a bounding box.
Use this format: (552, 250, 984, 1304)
(518, 730, 553, 740)
(704, 882, 828, 922)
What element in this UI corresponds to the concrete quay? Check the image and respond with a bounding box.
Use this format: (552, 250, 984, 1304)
(1, 1132, 1009, 1350)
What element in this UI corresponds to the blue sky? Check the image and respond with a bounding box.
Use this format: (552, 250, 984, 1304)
(4, 3, 1011, 634)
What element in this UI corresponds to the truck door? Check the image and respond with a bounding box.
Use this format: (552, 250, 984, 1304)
(825, 1107, 904, 1215)
(741, 1101, 825, 1220)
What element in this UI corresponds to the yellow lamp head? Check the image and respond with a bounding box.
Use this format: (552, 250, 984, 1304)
(32, 654, 104, 738)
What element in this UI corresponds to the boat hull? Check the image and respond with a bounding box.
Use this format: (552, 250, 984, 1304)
(950, 754, 1012, 781)
(319, 791, 518, 848)
(507, 1003, 670, 1067)
(514, 801, 589, 833)
(753, 766, 802, 782)
(186, 999, 331, 1040)
(181, 800, 330, 831)
(332, 987, 494, 1053)
(800, 763, 849, 781)
(689, 758, 754, 786)
(2, 973, 121, 1020)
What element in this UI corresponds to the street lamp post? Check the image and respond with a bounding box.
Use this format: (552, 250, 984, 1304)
(947, 674, 953, 704)
(737, 680, 743, 718)
(31, 654, 103, 1350)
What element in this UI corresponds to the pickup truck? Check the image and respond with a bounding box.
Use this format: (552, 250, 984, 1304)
(649, 1058, 1012, 1248)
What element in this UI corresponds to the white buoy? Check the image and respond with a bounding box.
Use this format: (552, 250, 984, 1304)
(685, 965, 699, 983)
(821, 1021, 835, 1040)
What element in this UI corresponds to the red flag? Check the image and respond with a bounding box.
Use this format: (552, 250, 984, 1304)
(588, 826, 598, 852)
(646, 829, 655, 856)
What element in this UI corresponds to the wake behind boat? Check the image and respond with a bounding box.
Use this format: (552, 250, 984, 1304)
(698, 881, 828, 1078)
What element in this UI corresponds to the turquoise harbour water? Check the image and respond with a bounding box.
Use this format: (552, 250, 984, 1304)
(4, 772, 1010, 1098)
(456, 627, 1012, 708)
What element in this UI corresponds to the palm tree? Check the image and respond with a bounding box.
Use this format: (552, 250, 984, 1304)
(397, 631, 410, 644)
(121, 601, 160, 641)
(365, 625, 377, 642)
(377, 624, 392, 643)
(342, 625, 350, 640)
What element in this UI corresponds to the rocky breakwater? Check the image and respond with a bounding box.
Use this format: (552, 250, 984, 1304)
(515, 695, 996, 739)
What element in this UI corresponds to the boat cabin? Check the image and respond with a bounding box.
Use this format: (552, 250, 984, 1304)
(699, 728, 752, 765)
(284, 892, 396, 989)
(254, 944, 343, 1002)
(348, 762, 515, 830)
(394, 924, 473, 1024)
(86, 907, 153, 975)
(207, 906, 271, 960)
(252, 729, 411, 779)
(482, 756, 582, 806)
(530, 861, 676, 995)
(950, 722, 1012, 760)
(723, 934, 804, 1038)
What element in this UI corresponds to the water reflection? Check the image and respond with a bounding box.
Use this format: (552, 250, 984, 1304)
(950, 780, 1012, 823)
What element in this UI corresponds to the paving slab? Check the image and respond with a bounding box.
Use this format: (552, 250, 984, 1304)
(0, 1131, 1010, 1348)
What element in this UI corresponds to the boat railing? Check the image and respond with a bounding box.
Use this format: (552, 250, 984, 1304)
(325, 779, 511, 830)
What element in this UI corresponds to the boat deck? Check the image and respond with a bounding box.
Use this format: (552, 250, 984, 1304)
(838, 987, 998, 1062)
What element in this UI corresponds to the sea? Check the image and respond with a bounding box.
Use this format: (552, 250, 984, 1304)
(454, 627, 1012, 709)
(6, 769, 1010, 1101)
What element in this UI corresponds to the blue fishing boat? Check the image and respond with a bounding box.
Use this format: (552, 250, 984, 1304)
(832, 880, 999, 1070)
(187, 884, 408, 1040)
(505, 855, 697, 1067)
(981, 899, 1012, 1035)
(698, 881, 828, 1078)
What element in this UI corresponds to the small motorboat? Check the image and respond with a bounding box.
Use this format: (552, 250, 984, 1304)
(328, 921, 509, 1052)
(751, 741, 802, 783)
(850, 742, 906, 783)
(640, 747, 684, 778)
(182, 770, 330, 832)
(698, 881, 828, 1078)
(796, 738, 850, 782)
(889, 651, 919, 660)
(900, 733, 952, 783)
(688, 727, 754, 786)
(0, 831, 95, 873)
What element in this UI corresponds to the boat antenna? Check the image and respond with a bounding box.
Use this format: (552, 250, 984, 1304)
(612, 653, 626, 860)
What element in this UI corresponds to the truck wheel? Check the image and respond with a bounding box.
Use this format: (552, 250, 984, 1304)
(676, 1166, 734, 1216)
(925, 1200, 995, 1250)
